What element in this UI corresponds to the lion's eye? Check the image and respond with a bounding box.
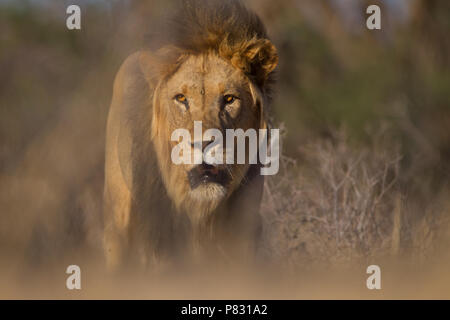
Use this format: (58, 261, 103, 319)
(223, 95, 237, 104)
(174, 94, 188, 104)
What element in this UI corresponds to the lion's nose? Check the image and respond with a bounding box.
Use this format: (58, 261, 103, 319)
(191, 138, 215, 151)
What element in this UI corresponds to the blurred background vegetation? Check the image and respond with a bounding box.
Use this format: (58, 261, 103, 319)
(0, 0, 449, 272)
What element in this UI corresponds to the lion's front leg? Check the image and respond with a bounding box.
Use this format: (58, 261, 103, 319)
(103, 222, 126, 271)
(103, 182, 132, 272)
(217, 167, 265, 263)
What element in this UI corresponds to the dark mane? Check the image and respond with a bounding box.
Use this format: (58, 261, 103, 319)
(167, 0, 268, 53)
(145, 0, 276, 92)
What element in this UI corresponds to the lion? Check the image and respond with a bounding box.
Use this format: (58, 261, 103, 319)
(103, 0, 278, 271)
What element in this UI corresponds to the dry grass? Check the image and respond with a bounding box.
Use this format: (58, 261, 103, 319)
(261, 125, 450, 269)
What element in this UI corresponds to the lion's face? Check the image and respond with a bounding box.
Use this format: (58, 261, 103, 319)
(151, 53, 265, 220)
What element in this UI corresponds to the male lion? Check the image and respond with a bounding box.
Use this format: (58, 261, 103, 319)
(103, 0, 278, 270)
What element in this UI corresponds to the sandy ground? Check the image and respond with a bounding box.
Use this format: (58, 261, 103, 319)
(1, 253, 450, 299)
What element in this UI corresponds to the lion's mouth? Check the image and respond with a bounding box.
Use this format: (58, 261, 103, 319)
(188, 164, 230, 189)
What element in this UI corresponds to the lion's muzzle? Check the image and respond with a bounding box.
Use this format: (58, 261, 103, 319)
(188, 164, 230, 189)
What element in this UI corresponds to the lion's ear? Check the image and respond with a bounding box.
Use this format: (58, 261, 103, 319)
(138, 50, 158, 85)
(232, 38, 278, 88)
(139, 46, 186, 86)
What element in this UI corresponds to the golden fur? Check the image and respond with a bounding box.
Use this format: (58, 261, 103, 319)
(103, 0, 278, 270)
